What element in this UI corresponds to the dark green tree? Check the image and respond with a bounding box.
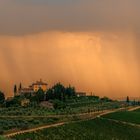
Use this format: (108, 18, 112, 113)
(126, 96, 130, 103)
(14, 85, 17, 96)
(46, 83, 76, 101)
(132, 99, 136, 106)
(52, 83, 66, 101)
(6, 96, 21, 107)
(46, 88, 54, 100)
(101, 97, 112, 102)
(36, 88, 45, 102)
(19, 83, 22, 90)
(65, 85, 76, 98)
(53, 99, 66, 109)
(0, 91, 5, 104)
(92, 95, 100, 100)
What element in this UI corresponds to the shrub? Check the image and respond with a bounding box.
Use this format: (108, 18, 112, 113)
(0, 129, 4, 135)
(53, 100, 66, 109)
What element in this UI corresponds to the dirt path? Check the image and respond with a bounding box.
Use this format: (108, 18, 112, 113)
(4, 122, 65, 138)
(128, 106, 140, 111)
(97, 109, 124, 117)
(4, 108, 125, 138)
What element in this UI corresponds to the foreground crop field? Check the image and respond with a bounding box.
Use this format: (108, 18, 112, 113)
(0, 101, 122, 117)
(0, 136, 7, 140)
(0, 117, 60, 135)
(12, 118, 140, 140)
(134, 108, 140, 112)
(103, 110, 140, 124)
(0, 97, 124, 117)
(0, 99, 124, 136)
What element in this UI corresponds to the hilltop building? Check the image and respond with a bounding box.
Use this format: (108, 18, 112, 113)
(32, 80, 48, 92)
(76, 92, 86, 97)
(18, 79, 48, 96)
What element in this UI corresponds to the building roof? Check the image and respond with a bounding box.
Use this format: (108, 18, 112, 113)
(20, 88, 34, 93)
(32, 79, 47, 86)
(76, 92, 86, 96)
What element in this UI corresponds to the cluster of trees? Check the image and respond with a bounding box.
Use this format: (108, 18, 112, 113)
(30, 88, 45, 103)
(100, 97, 112, 102)
(21, 83, 76, 104)
(46, 83, 76, 101)
(14, 83, 22, 96)
(1, 83, 76, 108)
(45, 83, 76, 109)
(0, 91, 5, 107)
(5, 88, 45, 107)
(2, 84, 140, 109)
(6, 96, 21, 107)
(126, 96, 140, 106)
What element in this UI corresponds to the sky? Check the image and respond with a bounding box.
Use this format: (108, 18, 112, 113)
(0, 0, 140, 98)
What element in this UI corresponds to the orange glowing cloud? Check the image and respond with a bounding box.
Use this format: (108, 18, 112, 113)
(0, 31, 140, 98)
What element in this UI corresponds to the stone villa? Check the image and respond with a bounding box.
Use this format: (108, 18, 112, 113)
(18, 79, 48, 95)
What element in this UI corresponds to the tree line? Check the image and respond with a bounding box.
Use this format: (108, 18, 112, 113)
(1, 84, 140, 108)
(0, 83, 76, 107)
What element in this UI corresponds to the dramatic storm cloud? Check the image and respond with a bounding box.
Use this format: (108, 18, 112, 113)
(0, 0, 140, 98)
(0, 0, 140, 35)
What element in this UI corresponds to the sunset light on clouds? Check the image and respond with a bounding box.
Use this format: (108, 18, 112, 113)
(0, 0, 140, 98)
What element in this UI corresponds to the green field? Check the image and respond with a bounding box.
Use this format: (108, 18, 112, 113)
(0, 99, 124, 135)
(102, 110, 140, 124)
(133, 108, 140, 112)
(12, 118, 140, 140)
(0, 99, 129, 139)
(0, 117, 60, 135)
(0, 136, 7, 140)
(0, 107, 56, 116)
(0, 101, 122, 117)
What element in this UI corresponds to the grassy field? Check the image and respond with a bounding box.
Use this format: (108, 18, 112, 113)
(0, 136, 8, 140)
(0, 99, 127, 139)
(0, 110, 103, 134)
(0, 101, 122, 116)
(0, 117, 60, 135)
(12, 118, 140, 140)
(102, 110, 140, 124)
(0, 107, 56, 116)
(133, 108, 140, 112)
